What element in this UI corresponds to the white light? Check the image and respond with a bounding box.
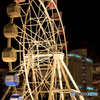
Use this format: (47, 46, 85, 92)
(83, 81, 86, 83)
(83, 74, 85, 76)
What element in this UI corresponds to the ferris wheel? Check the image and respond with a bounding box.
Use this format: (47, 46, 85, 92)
(2, 0, 85, 100)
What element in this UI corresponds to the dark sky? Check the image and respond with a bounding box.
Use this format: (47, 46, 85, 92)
(0, 0, 100, 69)
(58, 0, 100, 56)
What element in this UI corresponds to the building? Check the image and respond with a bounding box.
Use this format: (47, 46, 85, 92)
(68, 49, 93, 92)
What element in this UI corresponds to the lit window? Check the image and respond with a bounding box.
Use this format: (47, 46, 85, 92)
(78, 85, 82, 89)
(67, 54, 81, 59)
(83, 74, 85, 76)
(86, 87, 94, 90)
(68, 54, 93, 63)
(83, 59, 85, 62)
(83, 81, 86, 83)
(86, 58, 93, 63)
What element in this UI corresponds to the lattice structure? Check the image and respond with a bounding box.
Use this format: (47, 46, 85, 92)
(2, 0, 85, 100)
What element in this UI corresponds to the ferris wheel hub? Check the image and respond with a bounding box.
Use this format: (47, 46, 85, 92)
(53, 52, 64, 59)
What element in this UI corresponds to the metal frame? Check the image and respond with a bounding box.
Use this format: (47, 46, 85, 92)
(2, 0, 85, 100)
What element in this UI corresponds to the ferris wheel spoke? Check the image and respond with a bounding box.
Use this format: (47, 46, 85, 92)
(28, 43, 36, 52)
(45, 70, 52, 81)
(44, 0, 51, 9)
(39, 20, 54, 47)
(44, 83, 49, 91)
(24, 2, 56, 51)
(23, 89, 29, 98)
(18, 2, 30, 6)
(39, 84, 45, 92)
(34, 64, 53, 83)
(27, 17, 51, 44)
(25, 34, 32, 50)
(34, 19, 53, 42)
(26, 17, 32, 24)
(33, 0, 47, 17)
(12, 63, 23, 71)
(50, 20, 58, 33)
(17, 64, 37, 75)
(17, 34, 34, 43)
(26, 23, 39, 26)
(25, 82, 42, 100)
(36, 1, 42, 40)
(33, 1, 49, 21)
(25, 29, 52, 52)
(24, 90, 34, 100)
(24, 31, 53, 53)
(45, 21, 53, 38)
(14, 37, 28, 51)
(27, 82, 44, 98)
(42, 70, 52, 83)
(17, 34, 24, 39)
(23, 64, 34, 100)
(41, 25, 53, 40)
(48, 32, 57, 41)
(31, 71, 55, 92)
(38, 57, 51, 65)
(30, 2, 41, 20)
(20, 14, 25, 28)
(25, 26, 45, 42)
(30, 3, 52, 44)
(17, 25, 25, 35)
(18, 4, 27, 16)
(35, 71, 43, 81)
(26, 17, 40, 24)
(57, 45, 65, 52)
(45, 80, 57, 91)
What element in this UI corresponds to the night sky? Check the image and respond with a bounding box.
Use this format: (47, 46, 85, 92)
(0, 0, 100, 71)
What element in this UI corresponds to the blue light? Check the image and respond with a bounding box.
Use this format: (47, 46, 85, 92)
(88, 92, 98, 96)
(10, 94, 23, 100)
(68, 54, 81, 59)
(78, 85, 82, 89)
(86, 58, 93, 63)
(5, 72, 19, 86)
(86, 87, 94, 90)
(67, 54, 74, 57)
(68, 54, 93, 63)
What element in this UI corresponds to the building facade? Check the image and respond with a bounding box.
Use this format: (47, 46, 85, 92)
(68, 49, 93, 92)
